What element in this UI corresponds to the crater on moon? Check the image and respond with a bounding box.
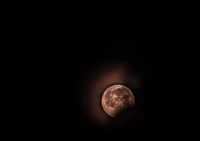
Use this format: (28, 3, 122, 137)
(101, 84, 135, 117)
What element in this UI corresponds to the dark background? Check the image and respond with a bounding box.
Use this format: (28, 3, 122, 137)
(56, 24, 171, 137)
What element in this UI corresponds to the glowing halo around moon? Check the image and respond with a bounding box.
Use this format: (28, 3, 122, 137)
(78, 60, 143, 127)
(101, 84, 135, 117)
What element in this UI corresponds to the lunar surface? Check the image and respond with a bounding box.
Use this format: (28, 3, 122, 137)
(101, 84, 135, 117)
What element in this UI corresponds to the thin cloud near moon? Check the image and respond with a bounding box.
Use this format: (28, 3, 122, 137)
(77, 60, 143, 127)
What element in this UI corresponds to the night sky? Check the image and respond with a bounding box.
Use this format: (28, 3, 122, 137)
(56, 24, 171, 137)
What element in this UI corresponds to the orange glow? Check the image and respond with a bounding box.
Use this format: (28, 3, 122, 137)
(77, 60, 143, 127)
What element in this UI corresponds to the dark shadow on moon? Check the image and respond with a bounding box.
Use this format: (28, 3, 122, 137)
(104, 106, 136, 128)
(102, 89, 145, 130)
(102, 103, 146, 136)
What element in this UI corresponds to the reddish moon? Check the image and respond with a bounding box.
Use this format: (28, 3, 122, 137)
(101, 84, 135, 117)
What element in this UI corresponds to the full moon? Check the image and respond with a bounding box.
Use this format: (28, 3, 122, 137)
(101, 84, 135, 117)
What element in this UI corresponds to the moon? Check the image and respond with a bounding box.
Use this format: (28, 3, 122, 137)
(101, 84, 135, 117)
